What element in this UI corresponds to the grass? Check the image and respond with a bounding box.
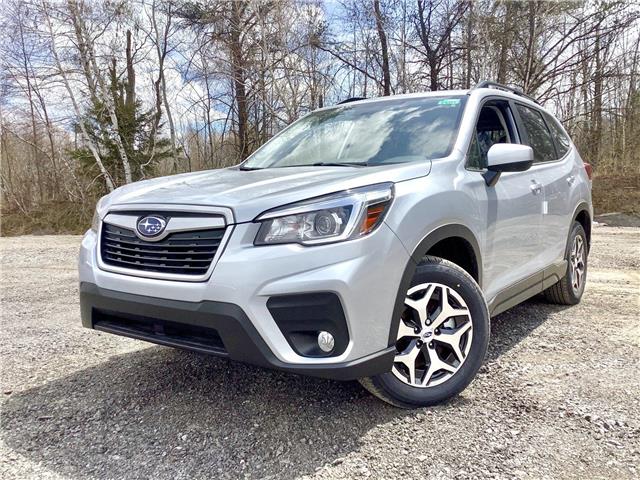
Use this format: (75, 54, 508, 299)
(1, 202, 91, 236)
(591, 173, 640, 215)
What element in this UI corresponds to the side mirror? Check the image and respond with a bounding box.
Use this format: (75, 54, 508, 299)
(483, 144, 534, 186)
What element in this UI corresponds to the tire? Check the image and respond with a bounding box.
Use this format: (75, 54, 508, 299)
(543, 222, 588, 305)
(359, 256, 490, 408)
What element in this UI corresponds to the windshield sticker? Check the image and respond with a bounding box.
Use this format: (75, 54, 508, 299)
(438, 98, 461, 106)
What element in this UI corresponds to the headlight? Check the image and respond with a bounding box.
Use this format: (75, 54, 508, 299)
(90, 195, 109, 232)
(254, 183, 393, 246)
(90, 209, 100, 232)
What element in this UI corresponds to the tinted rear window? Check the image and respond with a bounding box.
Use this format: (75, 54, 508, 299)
(544, 112, 571, 158)
(516, 104, 557, 163)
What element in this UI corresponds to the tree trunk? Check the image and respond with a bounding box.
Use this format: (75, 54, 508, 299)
(43, 0, 114, 191)
(592, 22, 603, 167)
(373, 0, 391, 96)
(497, 1, 514, 84)
(429, 54, 439, 91)
(522, 1, 537, 93)
(464, 2, 473, 88)
(125, 30, 136, 109)
(230, 1, 249, 160)
(17, 12, 44, 203)
(151, 1, 178, 172)
(67, 0, 133, 184)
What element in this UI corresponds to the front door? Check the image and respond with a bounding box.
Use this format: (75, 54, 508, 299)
(464, 100, 544, 301)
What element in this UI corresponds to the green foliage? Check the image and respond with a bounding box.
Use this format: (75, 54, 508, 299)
(71, 60, 171, 193)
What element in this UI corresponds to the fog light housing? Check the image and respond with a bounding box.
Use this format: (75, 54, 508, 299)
(317, 331, 335, 353)
(267, 293, 348, 357)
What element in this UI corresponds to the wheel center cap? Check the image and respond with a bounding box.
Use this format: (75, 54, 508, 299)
(421, 329, 433, 340)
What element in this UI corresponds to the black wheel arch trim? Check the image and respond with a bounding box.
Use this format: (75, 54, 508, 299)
(571, 201, 592, 248)
(387, 224, 483, 347)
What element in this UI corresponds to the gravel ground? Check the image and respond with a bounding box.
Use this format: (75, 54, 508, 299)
(1, 225, 639, 480)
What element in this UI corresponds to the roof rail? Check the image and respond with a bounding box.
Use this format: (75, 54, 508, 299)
(473, 81, 540, 105)
(337, 97, 366, 105)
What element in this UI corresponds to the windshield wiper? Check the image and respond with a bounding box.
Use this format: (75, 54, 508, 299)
(242, 162, 368, 169)
(311, 161, 369, 167)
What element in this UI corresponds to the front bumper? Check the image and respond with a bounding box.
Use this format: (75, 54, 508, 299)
(79, 218, 410, 377)
(80, 282, 395, 380)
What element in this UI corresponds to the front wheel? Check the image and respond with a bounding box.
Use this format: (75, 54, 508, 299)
(359, 256, 490, 408)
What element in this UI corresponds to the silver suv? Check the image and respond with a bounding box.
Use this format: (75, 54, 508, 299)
(79, 82, 592, 408)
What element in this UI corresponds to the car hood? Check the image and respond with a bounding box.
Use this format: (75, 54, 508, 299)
(104, 161, 432, 223)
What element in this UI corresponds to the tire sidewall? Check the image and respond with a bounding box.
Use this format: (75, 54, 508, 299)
(373, 259, 490, 407)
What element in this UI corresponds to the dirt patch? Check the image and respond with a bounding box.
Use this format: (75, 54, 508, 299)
(595, 212, 640, 228)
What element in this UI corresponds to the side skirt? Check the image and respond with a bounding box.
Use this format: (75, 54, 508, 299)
(488, 260, 567, 316)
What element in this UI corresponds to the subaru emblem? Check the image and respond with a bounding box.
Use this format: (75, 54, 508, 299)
(137, 216, 167, 238)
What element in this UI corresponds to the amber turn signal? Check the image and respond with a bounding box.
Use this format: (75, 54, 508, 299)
(360, 202, 389, 234)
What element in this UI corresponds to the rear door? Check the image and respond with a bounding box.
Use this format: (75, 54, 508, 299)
(539, 112, 576, 265)
(513, 104, 573, 269)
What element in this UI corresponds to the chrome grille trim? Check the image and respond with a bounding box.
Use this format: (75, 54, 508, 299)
(104, 213, 226, 242)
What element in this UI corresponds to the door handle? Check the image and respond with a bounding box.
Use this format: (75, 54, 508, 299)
(530, 181, 543, 195)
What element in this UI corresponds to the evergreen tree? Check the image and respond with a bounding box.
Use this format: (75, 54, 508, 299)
(72, 56, 171, 191)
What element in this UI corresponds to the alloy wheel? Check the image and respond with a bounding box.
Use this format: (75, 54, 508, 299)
(570, 235, 586, 293)
(392, 283, 473, 388)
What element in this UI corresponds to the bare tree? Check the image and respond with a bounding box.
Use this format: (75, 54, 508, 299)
(411, 0, 468, 91)
(42, 0, 115, 191)
(149, 0, 179, 172)
(373, 0, 391, 95)
(67, 0, 133, 183)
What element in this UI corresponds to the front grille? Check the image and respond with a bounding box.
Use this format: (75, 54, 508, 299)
(101, 222, 225, 276)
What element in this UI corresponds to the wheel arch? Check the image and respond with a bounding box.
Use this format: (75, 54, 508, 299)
(571, 202, 593, 249)
(572, 201, 592, 250)
(387, 224, 483, 346)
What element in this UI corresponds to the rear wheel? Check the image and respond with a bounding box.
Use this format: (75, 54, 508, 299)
(359, 256, 489, 408)
(544, 222, 588, 305)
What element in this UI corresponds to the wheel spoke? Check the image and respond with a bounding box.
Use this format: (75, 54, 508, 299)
(394, 341, 422, 385)
(397, 320, 419, 340)
(404, 284, 436, 330)
(431, 286, 470, 329)
(435, 321, 472, 363)
(421, 346, 456, 387)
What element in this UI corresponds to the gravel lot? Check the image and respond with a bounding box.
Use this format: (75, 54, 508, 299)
(1, 225, 639, 479)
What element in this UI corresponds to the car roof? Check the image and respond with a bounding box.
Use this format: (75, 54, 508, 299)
(327, 87, 548, 117)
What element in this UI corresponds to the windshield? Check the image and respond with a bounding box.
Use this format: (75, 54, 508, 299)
(241, 96, 467, 169)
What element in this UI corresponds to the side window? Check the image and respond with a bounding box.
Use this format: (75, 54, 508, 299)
(467, 133, 483, 170)
(515, 104, 557, 163)
(467, 103, 514, 170)
(544, 112, 571, 158)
